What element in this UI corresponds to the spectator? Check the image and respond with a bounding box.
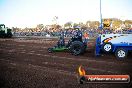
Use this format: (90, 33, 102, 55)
(83, 31, 89, 43)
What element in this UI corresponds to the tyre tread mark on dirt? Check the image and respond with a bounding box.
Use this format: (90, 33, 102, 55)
(0, 59, 77, 76)
(0, 59, 120, 74)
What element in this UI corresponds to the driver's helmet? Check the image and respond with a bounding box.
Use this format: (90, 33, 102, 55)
(74, 26, 81, 30)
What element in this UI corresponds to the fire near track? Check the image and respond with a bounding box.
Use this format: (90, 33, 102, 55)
(0, 37, 132, 88)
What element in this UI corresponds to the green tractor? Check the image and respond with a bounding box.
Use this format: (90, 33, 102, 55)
(0, 24, 13, 38)
(48, 36, 87, 56)
(48, 28, 88, 56)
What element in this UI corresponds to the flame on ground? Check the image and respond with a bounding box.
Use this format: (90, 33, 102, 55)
(78, 65, 86, 76)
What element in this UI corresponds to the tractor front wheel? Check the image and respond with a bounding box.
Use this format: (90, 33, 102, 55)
(48, 48, 53, 53)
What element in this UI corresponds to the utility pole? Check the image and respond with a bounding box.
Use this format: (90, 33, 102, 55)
(100, 0, 103, 30)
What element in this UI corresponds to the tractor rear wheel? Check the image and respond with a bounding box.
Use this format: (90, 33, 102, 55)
(69, 41, 85, 56)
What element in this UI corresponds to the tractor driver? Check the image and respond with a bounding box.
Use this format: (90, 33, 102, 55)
(72, 26, 83, 42)
(66, 26, 83, 47)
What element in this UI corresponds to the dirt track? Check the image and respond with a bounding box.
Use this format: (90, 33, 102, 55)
(0, 38, 132, 88)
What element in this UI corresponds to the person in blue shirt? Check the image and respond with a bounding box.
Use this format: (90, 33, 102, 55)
(57, 31, 65, 47)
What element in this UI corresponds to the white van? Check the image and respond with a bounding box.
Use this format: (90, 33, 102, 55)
(95, 34, 132, 59)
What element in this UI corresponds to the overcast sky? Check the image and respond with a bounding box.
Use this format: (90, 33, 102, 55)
(0, 0, 132, 28)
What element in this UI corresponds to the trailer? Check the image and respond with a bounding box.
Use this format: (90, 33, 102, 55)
(95, 34, 132, 59)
